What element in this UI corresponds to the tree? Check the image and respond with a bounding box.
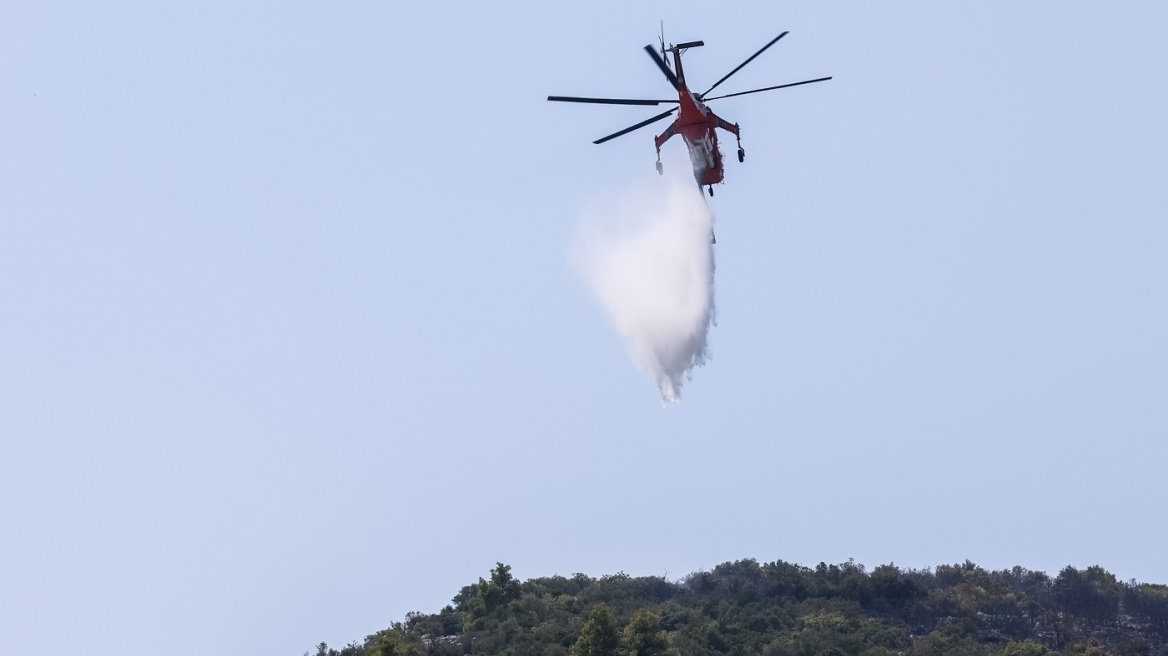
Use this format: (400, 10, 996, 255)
(365, 629, 419, 656)
(621, 609, 670, 656)
(867, 564, 925, 610)
(1055, 566, 1120, 624)
(464, 562, 524, 628)
(1002, 639, 1050, 656)
(1124, 582, 1168, 631)
(573, 603, 620, 656)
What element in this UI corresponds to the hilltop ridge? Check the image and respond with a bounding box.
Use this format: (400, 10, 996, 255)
(308, 559, 1168, 656)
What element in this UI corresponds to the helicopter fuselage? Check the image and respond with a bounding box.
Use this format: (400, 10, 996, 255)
(654, 49, 741, 191)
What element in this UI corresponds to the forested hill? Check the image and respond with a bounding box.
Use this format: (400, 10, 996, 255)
(307, 560, 1168, 656)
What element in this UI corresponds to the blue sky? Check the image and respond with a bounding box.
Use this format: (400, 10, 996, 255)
(2, 2, 1166, 655)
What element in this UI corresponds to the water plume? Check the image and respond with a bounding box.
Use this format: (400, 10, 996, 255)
(572, 175, 716, 402)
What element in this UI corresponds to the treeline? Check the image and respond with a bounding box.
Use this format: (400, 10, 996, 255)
(307, 559, 1168, 656)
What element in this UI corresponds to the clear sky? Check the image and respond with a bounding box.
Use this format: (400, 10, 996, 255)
(2, 2, 1166, 655)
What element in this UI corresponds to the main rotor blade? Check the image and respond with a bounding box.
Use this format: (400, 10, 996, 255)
(700, 31, 788, 98)
(547, 95, 679, 106)
(593, 108, 677, 145)
(643, 44, 680, 90)
(703, 76, 833, 101)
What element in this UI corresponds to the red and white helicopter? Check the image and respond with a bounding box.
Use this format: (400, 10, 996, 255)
(548, 30, 831, 196)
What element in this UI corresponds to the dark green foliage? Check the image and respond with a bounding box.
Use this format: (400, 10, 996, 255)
(621, 609, 671, 656)
(306, 560, 1168, 656)
(366, 628, 422, 656)
(463, 563, 525, 630)
(1125, 584, 1168, 632)
(574, 604, 620, 656)
(1003, 639, 1052, 656)
(1055, 567, 1123, 624)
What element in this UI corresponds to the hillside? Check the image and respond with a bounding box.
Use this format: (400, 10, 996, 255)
(307, 560, 1168, 656)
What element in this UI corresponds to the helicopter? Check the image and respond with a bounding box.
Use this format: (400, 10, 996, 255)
(548, 29, 831, 196)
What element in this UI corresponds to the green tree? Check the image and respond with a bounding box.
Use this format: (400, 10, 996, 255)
(868, 564, 925, 610)
(1055, 566, 1121, 623)
(1002, 639, 1050, 656)
(621, 609, 670, 656)
(366, 629, 419, 656)
(573, 603, 620, 656)
(911, 630, 989, 656)
(464, 562, 524, 628)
